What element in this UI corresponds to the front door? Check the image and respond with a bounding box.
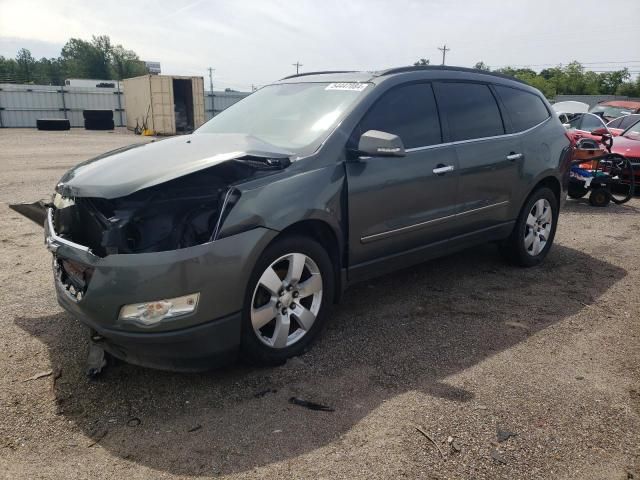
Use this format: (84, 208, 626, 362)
(345, 82, 461, 267)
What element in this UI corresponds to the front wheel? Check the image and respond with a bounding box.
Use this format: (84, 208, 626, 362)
(240, 235, 334, 365)
(500, 187, 558, 267)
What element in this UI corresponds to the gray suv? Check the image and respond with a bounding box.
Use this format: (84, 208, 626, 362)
(15, 66, 571, 371)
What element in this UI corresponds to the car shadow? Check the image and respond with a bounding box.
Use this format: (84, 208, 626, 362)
(15, 243, 626, 476)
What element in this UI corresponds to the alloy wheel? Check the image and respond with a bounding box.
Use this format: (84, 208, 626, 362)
(524, 198, 553, 256)
(250, 253, 323, 348)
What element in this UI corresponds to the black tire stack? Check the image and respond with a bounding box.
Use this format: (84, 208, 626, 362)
(36, 119, 70, 131)
(83, 110, 115, 130)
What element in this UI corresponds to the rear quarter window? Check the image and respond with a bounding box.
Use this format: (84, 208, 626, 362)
(620, 115, 640, 130)
(494, 85, 550, 132)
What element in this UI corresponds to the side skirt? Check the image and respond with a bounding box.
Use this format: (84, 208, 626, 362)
(347, 221, 515, 284)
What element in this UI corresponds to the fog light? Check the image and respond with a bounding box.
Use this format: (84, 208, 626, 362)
(118, 293, 200, 326)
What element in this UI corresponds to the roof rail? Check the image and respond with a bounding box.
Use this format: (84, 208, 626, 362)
(280, 70, 357, 80)
(377, 65, 528, 85)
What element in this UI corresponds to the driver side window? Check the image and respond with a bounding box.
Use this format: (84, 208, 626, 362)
(351, 83, 442, 150)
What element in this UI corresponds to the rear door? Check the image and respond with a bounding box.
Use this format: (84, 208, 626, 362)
(346, 82, 461, 267)
(433, 82, 519, 234)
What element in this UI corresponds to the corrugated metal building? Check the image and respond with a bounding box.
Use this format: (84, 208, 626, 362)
(0, 83, 249, 129)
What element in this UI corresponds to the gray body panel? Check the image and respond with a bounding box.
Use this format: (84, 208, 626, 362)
(33, 66, 570, 370)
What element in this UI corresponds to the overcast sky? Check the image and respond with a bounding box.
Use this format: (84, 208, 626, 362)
(1, 0, 639, 90)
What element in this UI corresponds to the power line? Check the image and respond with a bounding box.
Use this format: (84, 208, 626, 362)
(437, 44, 450, 65)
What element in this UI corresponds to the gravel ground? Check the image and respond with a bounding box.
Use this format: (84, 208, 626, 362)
(0, 128, 638, 480)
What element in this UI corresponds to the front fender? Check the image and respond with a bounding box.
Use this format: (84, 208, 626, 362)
(218, 163, 346, 243)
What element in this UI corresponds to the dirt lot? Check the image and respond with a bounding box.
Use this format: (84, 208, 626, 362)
(0, 128, 638, 479)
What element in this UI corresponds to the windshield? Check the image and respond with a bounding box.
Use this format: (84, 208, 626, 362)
(623, 121, 640, 140)
(196, 82, 370, 152)
(589, 105, 634, 118)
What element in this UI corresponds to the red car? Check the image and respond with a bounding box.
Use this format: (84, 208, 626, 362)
(590, 101, 640, 122)
(607, 114, 640, 136)
(610, 121, 640, 184)
(564, 113, 612, 163)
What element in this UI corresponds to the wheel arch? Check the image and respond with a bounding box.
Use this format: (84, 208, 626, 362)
(531, 175, 561, 204)
(272, 219, 345, 303)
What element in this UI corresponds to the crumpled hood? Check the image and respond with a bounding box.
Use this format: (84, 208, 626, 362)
(56, 133, 292, 199)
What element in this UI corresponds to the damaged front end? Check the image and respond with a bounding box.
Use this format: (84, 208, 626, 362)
(9, 134, 295, 371)
(12, 150, 290, 306)
(27, 155, 289, 258)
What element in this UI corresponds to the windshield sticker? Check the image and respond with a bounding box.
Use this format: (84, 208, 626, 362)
(325, 83, 368, 92)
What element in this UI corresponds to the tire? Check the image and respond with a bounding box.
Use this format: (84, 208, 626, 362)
(82, 109, 114, 121)
(567, 188, 587, 199)
(84, 118, 115, 130)
(568, 180, 587, 199)
(36, 118, 70, 131)
(240, 235, 335, 365)
(500, 187, 558, 267)
(589, 188, 610, 207)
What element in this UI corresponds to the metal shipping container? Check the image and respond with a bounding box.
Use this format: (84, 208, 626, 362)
(123, 75, 205, 135)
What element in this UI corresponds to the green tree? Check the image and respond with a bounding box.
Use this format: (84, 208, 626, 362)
(61, 36, 111, 79)
(474, 61, 490, 71)
(600, 69, 630, 95)
(36, 57, 66, 85)
(0, 55, 19, 82)
(15, 48, 36, 83)
(110, 44, 147, 80)
(413, 58, 430, 66)
(616, 77, 640, 97)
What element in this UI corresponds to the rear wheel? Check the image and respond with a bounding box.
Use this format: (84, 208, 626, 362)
(589, 187, 611, 207)
(567, 184, 587, 199)
(500, 187, 558, 267)
(240, 235, 334, 365)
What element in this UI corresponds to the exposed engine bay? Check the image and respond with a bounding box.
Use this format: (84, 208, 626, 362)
(12, 155, 289, 258)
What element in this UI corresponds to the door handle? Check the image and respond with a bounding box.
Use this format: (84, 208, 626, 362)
(433, 164, 455, 175)
(506, 152, 524, 161)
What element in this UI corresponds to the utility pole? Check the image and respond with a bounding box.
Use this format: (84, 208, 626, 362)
(292, 61, 303, 75)
(437, 44, 450, 65)
(207, 67, 215, 92)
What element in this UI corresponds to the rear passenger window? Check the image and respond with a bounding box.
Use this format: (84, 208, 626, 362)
(494, 85, 550, 132)
(580, 114, 604, 132)
(355, 83, 441, 149)
(434, 83, 504, 141)
(607, 117, 623, 128)
(620, 115, 639, 130)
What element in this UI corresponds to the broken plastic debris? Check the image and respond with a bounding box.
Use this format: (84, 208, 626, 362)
(288, 397, 334, 412)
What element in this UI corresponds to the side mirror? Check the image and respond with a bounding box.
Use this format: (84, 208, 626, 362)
(358, 130, 406, 157)
(590, 127, 609, 136)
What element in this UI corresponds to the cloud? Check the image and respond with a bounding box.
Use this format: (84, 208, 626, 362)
(1, 0, 638, 90)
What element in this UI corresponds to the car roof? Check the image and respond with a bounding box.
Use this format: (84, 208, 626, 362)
(276, 65, 531, 88)
(598, 100, 640, 109)
(608, 113, 640, 124)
